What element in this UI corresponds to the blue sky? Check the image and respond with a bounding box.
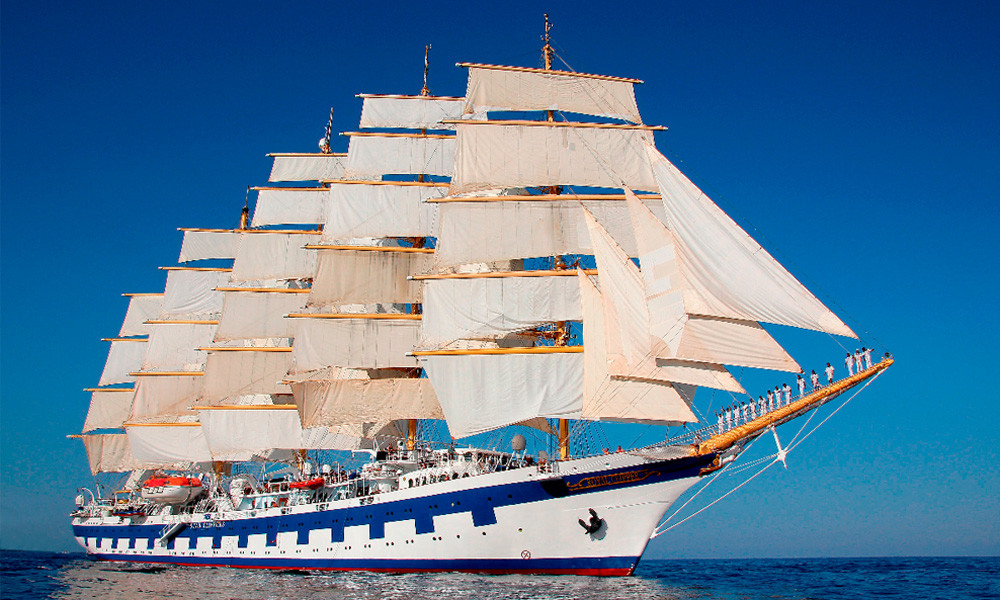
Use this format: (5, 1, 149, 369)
(2, 1, 998, 557)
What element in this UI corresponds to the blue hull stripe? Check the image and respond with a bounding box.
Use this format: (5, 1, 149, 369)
(74, 454, 714, 555)
(87, 552, 639, 574)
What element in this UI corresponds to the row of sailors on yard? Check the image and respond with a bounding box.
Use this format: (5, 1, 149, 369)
(716, 348, 884, 434)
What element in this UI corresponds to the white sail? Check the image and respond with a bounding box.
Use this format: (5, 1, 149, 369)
(178, 230, 240, 262)
(647, 147, 856, 338)
(119, 295, 163, 337)
(126, 424, 213, 465)
(82, 389, 135, 432)
(290, 317, 421, 372)
(292, 372, 442, 428)
(129, 375, 203, 420)
(420, 351, 582, 439)
(449, 122, 656, 195)
(141, 322, 217, 371)
(201, 350, 293, 403)
(214, 291, 307, 341)
(83, 434, 138, 474)
(230, 232, 318, 282)
(578, 269, 699, 423)
(434, 199, 665, 267)
(343, 134, 455, 180)
(251, 188, 329, 227)
(159, 269, 229, 320)
(309, 249, 430, 306)
(421, 274, 582, 347)
(359, 95, 465, 130)
(269, 153, 347, 182)
(322, 183, 444, 240)
(197, 407, 341, 461)
(98, 340, 147, 386)
(463, 65, 642, 123)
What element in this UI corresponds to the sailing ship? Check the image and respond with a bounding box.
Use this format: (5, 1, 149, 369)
(70, 24, 892, 576)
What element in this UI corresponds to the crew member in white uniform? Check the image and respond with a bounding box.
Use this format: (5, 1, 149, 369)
(863, 347, 873, 369)
(783, 382, 792, 405)
(797, 374, 806, 397)
(855, 349, 863, 372)
(845, 352, 855, 376)
(826, 362, 835, 384)
(766, 389, 775, 411)
(717, 411, 724, 434)
(810, 370, 820, 390)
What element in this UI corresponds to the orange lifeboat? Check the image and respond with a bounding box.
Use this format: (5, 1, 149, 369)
(140, 476, 204, 504)
(288, 477, 325, 490)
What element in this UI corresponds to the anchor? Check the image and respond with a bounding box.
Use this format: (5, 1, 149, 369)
(578, 508, 604, 534)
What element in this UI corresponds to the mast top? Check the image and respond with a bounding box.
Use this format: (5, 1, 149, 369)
(319, 108, 334, 154)
(542, 14, 554, 70)
(421, 45, 431, 97)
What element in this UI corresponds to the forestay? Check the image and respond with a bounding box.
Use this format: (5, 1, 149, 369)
(251, 189, 329, 227)
(269, 154, 347, 182)
(126, 424, 213, 466)
(343, 135, 455, 180)
(309, 249, 430, 306)
(119, 295, 163, 337)
(291, 318, 422, 372)
(201, 351, 293, 403)
(214, 291, 307, 341)
(83, 434, 138, 475)
(160, 270, 229, 320)
(323, 183, 444, 240)
(178, 230, 240, 262)
(464, 66, 642, 123)
(420, 352, 582, 439)
(648, 147, 856, 338)
(231, 233, 318, 281)
(421, 275, 582, 347)
(83, 390, 135, 432)
(449, 123, 656, 195)
(98, 340, 147, 386)
(359, 95, 465, 130)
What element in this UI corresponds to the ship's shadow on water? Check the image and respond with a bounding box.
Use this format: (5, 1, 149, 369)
(1, 552, 998, 600)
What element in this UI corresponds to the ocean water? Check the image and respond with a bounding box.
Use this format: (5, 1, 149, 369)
(1, 551, 996, 600)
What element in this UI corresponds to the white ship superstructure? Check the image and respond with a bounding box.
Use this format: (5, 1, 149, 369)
(71, 26, 891, 576)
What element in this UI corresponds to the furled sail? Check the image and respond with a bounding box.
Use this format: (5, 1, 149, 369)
(230, 232, 319, 281)
(214, 289, 308, 341)
(268, 153, 347, 182)
(462, 64, 643, 123)
(118, 294, 163, 337)
(82, 389, 135, 432)
(358, 95, 465, 130)
(342, 133, 455, 180)
(449, 122, 657, 195)
(251, 188, 329, 227)
(647, 147, 856, 338)
(178, 229, 240, 263)
(322, 182, 445, 240)
(98, 339, 147, 386)
(420, 350, 583, 439)
(83, 434, 138, 474)
(420, 272, 583, 347)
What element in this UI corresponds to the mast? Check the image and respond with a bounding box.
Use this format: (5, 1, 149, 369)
(542, 13, 571, 460)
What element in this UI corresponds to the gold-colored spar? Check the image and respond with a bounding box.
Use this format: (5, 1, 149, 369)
(194, 404, 298, 411)
(121, 292, 164, 297)
(341, 131, 454, 140)
(250, 186, 329, 192)
(83, 387, 134, 392)
(215, 287, 311, 293)
(320, 179, 449, 187)
(286, 313, 422, 320)
(693, 359, 895, 458)
(428, 194, 660, 203)
(144, 320, 219, 325)
(456, 62, 643, 84)
(305, 245, 435, 253)
(176, 228, 322, 235)
(356, 93, 465, 101)
(159, 266, 232, 272)
(123, 422, 202, 427)
(411, 269, 597, 281)
(412, 346, 583, 357)
(443, 119, 664, 131)
(267, 152, 347, 157)
(100, 337, 148, 342)
(129, 371, 205, 377)
(196, 347, 292, 352)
